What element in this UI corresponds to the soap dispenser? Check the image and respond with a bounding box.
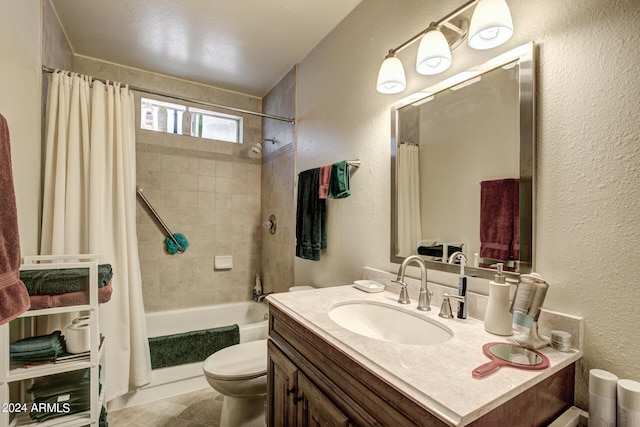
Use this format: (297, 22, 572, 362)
(484, 263, 513, 336)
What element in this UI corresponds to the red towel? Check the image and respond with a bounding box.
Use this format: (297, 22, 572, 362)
(0, 114, 31, 325)
(318, 164, 332, 199)
(480, 178, 519, 262)
(27, 281, 114, 310)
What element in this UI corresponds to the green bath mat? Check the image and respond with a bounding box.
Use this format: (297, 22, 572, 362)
(148, 324, 240, 369)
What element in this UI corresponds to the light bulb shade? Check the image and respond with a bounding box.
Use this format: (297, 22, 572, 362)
(416, 29, 452, 75)
(468, 0, 513, 50)
(377, 55, 406, 94)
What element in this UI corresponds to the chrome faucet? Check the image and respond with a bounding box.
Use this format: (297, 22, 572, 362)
(392, 255, 432, 311)
(448, 251, 467, 265)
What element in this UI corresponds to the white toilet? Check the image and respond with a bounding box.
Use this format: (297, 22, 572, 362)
(203, 287, 315, 427)
(203, 339, 268, 427)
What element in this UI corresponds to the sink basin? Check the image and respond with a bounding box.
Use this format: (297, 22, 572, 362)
(328, 302, 453, 345)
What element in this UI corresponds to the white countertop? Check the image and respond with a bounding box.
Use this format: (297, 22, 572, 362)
(267, 285, 582, 426)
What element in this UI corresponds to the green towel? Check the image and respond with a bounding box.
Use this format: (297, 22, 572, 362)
(10, 330, 66, 362)
(148, 324, 240, 369)
(20, 264, 113, 295)
(10, 330, 63, 353)
(329, 160, 351, 199)
(296, 168, 326, 261)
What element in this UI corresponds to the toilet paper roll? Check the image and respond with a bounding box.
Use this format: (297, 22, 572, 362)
(65, 322, 91, 354)
(618, 379, 640, 427)
(72, 315, 91, 324)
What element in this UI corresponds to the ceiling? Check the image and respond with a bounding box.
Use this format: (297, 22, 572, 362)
(50, 0, 361, 97)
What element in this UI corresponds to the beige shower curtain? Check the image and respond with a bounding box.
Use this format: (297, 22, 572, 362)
(397, 142, 422, 257)
(41, 71, 151, 400)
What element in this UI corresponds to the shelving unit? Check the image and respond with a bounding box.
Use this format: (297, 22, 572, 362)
(0, 255, 106, 427)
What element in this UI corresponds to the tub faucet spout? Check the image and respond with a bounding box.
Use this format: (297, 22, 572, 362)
(393, 255, 432, 311)
(256, 292, 272, 303)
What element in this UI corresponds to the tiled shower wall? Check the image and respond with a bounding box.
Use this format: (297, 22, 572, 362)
(261, 67, 297, 294)
(73, 57, 264, 312)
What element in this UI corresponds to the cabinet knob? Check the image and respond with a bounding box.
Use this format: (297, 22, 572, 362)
(286, 386, 296, 396)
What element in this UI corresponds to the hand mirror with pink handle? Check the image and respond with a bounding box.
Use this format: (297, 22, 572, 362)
(472, 342, 549, 379)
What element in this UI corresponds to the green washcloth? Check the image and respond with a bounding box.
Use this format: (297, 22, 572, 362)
(329, 160, 351, 199)
(295, 168, 326, 261)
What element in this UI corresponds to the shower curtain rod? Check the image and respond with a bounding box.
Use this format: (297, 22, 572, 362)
(42, 66, 296, 124)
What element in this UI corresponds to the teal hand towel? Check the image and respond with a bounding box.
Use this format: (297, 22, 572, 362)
(296, 168, 326, 261)
(329, 160, 351, 199)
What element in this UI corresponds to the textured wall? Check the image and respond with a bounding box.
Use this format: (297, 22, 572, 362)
(0, 1, 42, 256)
(295, 0, 640, 409)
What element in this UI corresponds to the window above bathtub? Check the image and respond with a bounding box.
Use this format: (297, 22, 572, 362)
(140, 97, 243, 144)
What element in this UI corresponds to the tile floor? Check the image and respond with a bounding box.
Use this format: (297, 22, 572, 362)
(108, 388, 223, 427)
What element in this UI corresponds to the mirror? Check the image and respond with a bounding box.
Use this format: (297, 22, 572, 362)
(472, 342, 549, 379)
(391, 42, 536, 280)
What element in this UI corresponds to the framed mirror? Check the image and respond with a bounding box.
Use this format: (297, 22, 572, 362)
(390, 42, 536, 280)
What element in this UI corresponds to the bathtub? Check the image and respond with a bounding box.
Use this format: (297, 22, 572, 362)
(109, 301, 269, 411)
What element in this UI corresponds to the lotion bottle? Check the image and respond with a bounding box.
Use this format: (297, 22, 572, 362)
(484, 263, 513, 336)
(253, 274, 263, 301)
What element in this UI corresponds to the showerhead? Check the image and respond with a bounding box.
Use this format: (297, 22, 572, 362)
(251, 138, 277, 155)
(251, 142, 262, 154)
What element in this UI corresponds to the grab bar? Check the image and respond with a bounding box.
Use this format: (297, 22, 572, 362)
(136, 186, 184, 253)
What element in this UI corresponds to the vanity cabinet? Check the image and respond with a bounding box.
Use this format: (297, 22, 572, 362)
(267, 303, 575, 427)
(268, 341, 350, 427)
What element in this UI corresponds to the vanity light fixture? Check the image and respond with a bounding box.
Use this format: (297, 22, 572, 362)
(376, 53, 407, 94)
(376, 0, 513, 94)
(416, 24, 452, 75)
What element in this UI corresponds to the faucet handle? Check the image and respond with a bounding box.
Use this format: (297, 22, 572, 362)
(439, 297, 454, 319)
(439, 293, 466, 319)
(392, 279, 411, 304)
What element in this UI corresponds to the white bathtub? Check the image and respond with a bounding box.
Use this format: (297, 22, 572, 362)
(109, 301, 269, 411)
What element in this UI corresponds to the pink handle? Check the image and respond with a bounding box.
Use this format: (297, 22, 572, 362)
(472, 359, 503, 379)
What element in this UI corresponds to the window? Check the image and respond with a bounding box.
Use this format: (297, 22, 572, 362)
(140, 97, 243, 143)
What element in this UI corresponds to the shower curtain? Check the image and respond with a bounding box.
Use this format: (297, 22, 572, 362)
(397, 142, 422, 257)
(41, 71, 151, 400)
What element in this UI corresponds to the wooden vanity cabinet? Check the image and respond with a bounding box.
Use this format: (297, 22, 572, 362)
(267, 304, 575, 427)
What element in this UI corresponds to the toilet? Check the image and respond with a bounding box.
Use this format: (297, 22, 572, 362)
(203, 339, 268, 427)
(203, 286, 315, 427)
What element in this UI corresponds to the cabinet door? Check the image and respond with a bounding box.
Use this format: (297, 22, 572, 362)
(297, 372, 351, 427)
(268, 341, 299, 427)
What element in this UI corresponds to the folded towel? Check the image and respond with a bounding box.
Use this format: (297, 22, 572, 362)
(10, 330, 64, 353)
(329, 160, 351, 199)
(296, 168, 326, 261)
(28, 368, 90, 394)
(480, 178, 519, 262)
(417, 245, 463, 258)
(27, 281, 114, 310)
(0, 114, 30, 325)
(10, 331, 66, 362)
(318, 164, 332, 199)
(20, 264, 113, 295)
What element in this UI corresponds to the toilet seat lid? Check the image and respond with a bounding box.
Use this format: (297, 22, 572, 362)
(203, 339, 267, 380)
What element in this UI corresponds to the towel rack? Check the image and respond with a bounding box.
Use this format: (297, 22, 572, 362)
(346, 159, 361, 168)
(136, 186, 184, 252)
